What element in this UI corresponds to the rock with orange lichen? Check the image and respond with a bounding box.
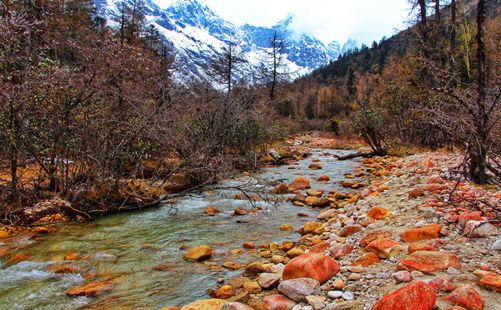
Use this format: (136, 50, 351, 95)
(180, 299, 227, 310)
(397, 251, 460, 273)
(360, 230, 392, 248)
(288, 177, 310, 191)
(46, 263, 81, 274)
(352, 253, 380, 267)
(401, 224, 441, 242)
(367, 207, 391, 220)
(479, 275, 501, 292)
(444, 286, 483, 310)
(282, 253, 339, 284)
(372, 281, 436, 310)
(366, 239, 401, 258)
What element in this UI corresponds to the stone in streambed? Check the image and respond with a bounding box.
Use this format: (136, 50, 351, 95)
(351, 252, 380, 267)
(66, 280, 114, 297)
(397, 251, 460, 273)
(257, 273, 281, 289)
(401, 224, 441, 242)
(282, 253, 339, 284)
(183, 245, 213, 261)
(263, 294, 296, 310)
(366, 239, 401, 259)
(221, 302, 254, 310)
(180, 299, 227, 310)
(278, 278, 320, 302)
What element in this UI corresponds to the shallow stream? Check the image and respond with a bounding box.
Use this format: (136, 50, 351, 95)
(0, 149, 360, 309)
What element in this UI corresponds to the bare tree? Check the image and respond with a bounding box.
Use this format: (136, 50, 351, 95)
(207, 42, 247, 93)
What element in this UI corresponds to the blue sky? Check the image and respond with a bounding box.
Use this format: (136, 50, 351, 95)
(154, 0, 413, 46)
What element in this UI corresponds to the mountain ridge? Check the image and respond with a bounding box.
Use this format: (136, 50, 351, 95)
(95, 0, 359, 82)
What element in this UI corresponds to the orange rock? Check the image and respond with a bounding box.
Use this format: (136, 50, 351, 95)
(372, 281, 436, 310)
(282, 253, 339, 284)
(330, 244, 354, 259)
(360, 230, 392, 248)
(204, 207, 220, 216)
(209, 285, 235, 299)
(33, 227, 50, 234)
(397, 251, 460, 273)
(339, 224, 362, 237)
(341, 181, 356, 188)
(280, 224, 293, 231)
(366, 239, 401, 258)
(352, 253, 380, 267)
(0, 231, 9, 238)
(64, 252, 80, 261)
(8, 253, 29, 265)
(458, 211, 483, 227)
(234, 208, 248, 216)
(242, 242, 255, 249)
(47, 263, 80, 274)
(288, 177, 311, 191)
(183, 245, 213, 261)
(281, 241, 294, 251)
(312, 198, 330, 208)
(317, 175, 330, 181)
(479, 275, 501, 293)
(367, 207, 390, 220)
(408, 188, 425, 198)
(309, 164, 322, 170)
(444, 286, 483, 310)
(301, 222, 323, 235)
(401, 224, 441, 242)
(309, 242, 330, 254)
(408, 241, 436, 254)
(66, 280, 114, 297)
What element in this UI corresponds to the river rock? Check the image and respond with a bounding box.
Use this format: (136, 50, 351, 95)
(479, 275, 501, 292)
(258, 273, 281, 289)
(66, 280, 114, 297)
(180, 299, 227, 310)
(352, 252, 380, 267)
(221, 302, 254, 310)
(278, 278, 321, 302)
(397, 251, 460, 273)
(283, 253, 339, 284)
(492, 239, 501, 251)
(401, 224, 441, 242)
(366, 239, 401, 259)
(183, 245, 213, 261)
(306, 295, 326, 309)
(243, 262, 264, 276)
(209, 285, 235, 299)
(243, 282, 261, 294)
(464, 221, 499, 238)
(204, 207, 220, 216)
(372, 281, 436, 310)
(289, 177, 311, 191)
(263, 294, 297, 310)
(392, 271, 412, 283)
(360, 230, 392, 248)
(444, 285, 483, 310)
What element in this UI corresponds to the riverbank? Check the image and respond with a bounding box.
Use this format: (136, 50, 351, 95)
(176, 137, 500, 309)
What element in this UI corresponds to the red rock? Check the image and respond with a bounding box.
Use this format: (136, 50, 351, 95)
(366, 239, 401, 258)
(360, 230, 392, 248)
(8, 253, 29, 265)
(408, 188, 425, 198)
(66, 280, 114, 297)
(367, 207, 390, 220)
(479, 275, 501, 293)
(47, 263, 80, 274)
(64, 252, 80, 261)
(312, 198, 330, 208)
(33, 227, 51, 234)
(401, 224, 441, 242)
(444, 286, 483, 310)
(242, 242, 255, 249)
(397, 251, 460, 273)
(309, 241, 330, 254)
(424, 183, 446, 193)
(352, 253, 380, 267)
(408, 241, 437, 254)
(209, 285, 236, 299)
(372, 281, 436, 310)
(288, 177, 310, 191)
(282, 253, 339, 284)
(427, 276, 454, 292)
(339, 224, 363, 237)
(330, 244, 354, 259)
(458, 211, 483, 227)
(392, 271, 412, 283)
(263, 294, 296, 310)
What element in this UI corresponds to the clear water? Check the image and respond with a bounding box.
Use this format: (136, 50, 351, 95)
(0, 149, 359, 310)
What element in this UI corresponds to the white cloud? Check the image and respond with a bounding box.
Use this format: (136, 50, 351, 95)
(154, 0, 412, 45)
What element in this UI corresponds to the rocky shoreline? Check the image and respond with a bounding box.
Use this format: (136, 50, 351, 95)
(174, 138, 500, 310)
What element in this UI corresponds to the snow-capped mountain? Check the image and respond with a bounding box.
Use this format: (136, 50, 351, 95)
(95, 0, 357, 82)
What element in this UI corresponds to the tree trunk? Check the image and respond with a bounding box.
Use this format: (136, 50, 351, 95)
(450, 0, 456, 51)
(435, 0, 441, 24)
(469, 0, 488, 184)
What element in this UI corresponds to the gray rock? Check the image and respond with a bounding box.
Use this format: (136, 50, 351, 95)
(278, 278, 321, 302)
(306, 295, 326, 310)
(492, 239, 501, 251)
(324, 301, 363, 310)
(257, 273, 281, 289)
(341, 292, 354, 301)
(327, 290, 343, 299)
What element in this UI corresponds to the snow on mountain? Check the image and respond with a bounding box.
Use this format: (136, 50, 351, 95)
(95, 0, 343, 82)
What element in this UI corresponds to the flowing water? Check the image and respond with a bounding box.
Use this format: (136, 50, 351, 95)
(0, 149, 360, 310)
